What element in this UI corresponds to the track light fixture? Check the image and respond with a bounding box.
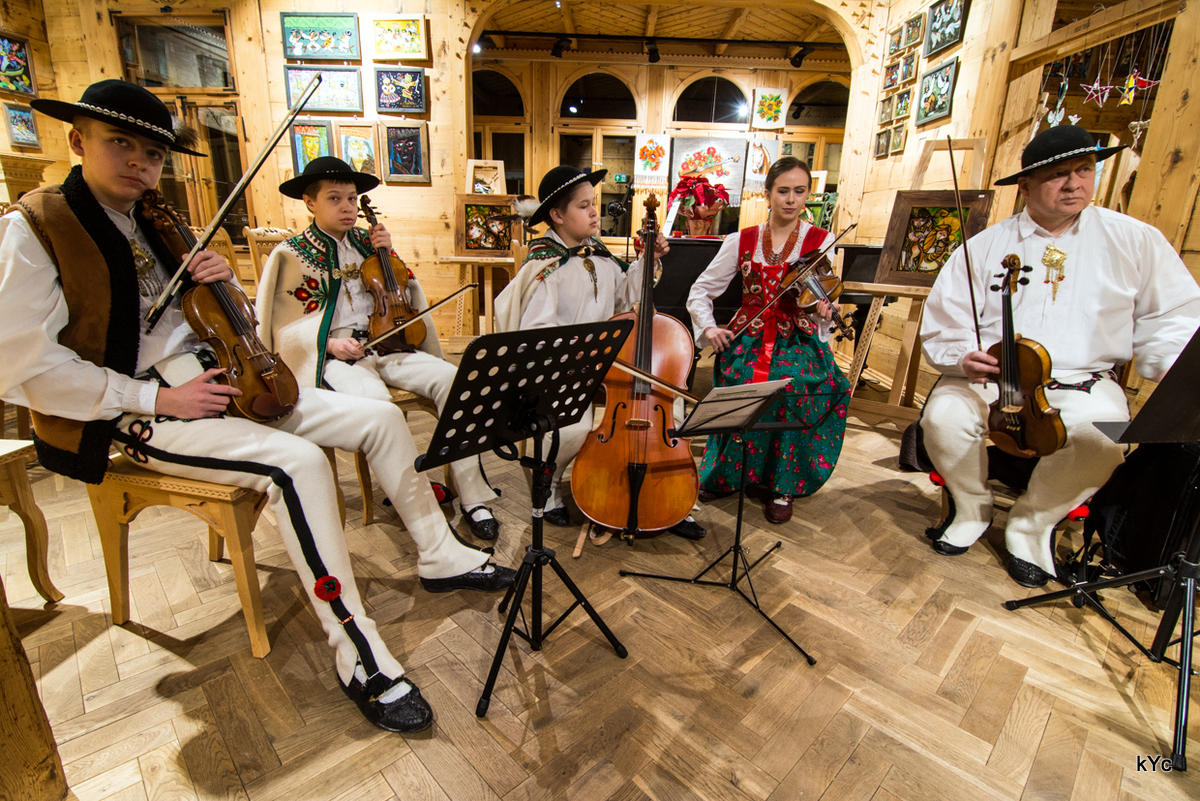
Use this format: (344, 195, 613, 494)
(646, 39, 660, 63)
(789, 45, 812, 69)
(551, 37, 570, 58)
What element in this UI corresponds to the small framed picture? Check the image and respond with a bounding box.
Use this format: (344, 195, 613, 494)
(916, 58, 959, 126)
(380, 120, 430, 183)
(900, 51, 919, 85)
(903, 13, 925, 49)
(290, 119, 333, 176)
(455, 194, 516, 256)
(0, 33, 35, 96)
(466, 159, 506, 194)
(878, 96, 894, 126)
(890, 125, 908, 155)
(4, 103, 39, 147)
(893, 88, 913, 120)
(883, 59, 901, 92)
(372, 16, 428, 61)
(874, 129, 891, 159)
(336, 123, 378, 178)
(284, 66, 363, 113)
(887, 28, 903, 57)
(926, 0, 971, 58)
(281, 12, 360, 61)
(375, 67, 426, 114)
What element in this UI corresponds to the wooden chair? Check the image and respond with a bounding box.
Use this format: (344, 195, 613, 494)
(243, 225, 295, 283)
(0, 440, 63, 604)
(86, 455, 272, 657)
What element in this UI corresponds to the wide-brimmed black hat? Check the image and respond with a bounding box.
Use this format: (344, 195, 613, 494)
(526, 165, 607, 227)
(995, 124, 1125, 186)
(279, 156, 380, 199)
(31, 79, 205, 157)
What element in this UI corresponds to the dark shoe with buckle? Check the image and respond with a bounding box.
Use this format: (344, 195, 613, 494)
(698, 488, 728, 502)
(931, 538, 969, 556)
(461, 504, 499, 540)
(420, 562, 516, 593)
(1008, 556, 1053, 588)
(669, 516, 706, 540)
(339, 669, 433, 733)
(542, 506, 571, 527)
(764, 495, 793, 524)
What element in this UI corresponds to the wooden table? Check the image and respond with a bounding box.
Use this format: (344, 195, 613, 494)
(0, 440, 63, 603)
(438, 256, 517, 336)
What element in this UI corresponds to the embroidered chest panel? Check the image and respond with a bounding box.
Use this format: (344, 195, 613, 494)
(729, 260, 814, 338)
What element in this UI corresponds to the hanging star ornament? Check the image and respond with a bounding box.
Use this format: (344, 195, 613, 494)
(1117, 71, 1156, 105)
(1082, 77, 1112, 106)
(1068, 114, 1081, 125)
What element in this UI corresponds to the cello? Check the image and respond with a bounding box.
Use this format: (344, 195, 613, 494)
(140, 192, 299, 422)
(986, 254, 1066, 458)
(357, 196, 427, 352)
(571, 194, 700, 538)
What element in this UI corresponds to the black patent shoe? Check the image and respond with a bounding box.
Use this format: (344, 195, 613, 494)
(462, 504, 499, 540)
(931, 538, 969, 556)
(542, 506, 571, 527)
(669, 517, 707, 540)
(1008, 556, 1053, 588)
(339, 670, 433, 733)
(420, 562, 517, 593)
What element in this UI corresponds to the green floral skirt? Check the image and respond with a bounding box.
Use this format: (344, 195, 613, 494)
(698, 331, 850, 498)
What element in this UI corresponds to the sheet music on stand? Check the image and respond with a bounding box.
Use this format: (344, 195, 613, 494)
(1094, 322, 1200, 444)
(674, 379, 791, 437)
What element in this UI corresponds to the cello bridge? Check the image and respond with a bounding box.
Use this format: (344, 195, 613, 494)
(624, 419, 651, 430)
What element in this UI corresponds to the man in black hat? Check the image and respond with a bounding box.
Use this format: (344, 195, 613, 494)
(919, 125, 1200, 587)
(256, 157, 503, 541)
(0, 79, 514, 733)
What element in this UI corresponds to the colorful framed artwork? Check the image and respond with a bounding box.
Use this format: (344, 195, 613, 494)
(4, 103, 38, 147)
(0, 33, 36, 96)
(915, 58, 958, 125)
(890, 125, 908, 155)
(874, 129, 891, 159)
(290, 119, 333, 175)
(875, 189, 994, 287)
(900, 51, 919, 85)
(283, 66, 362, 113)
(375, 67, 426, 113)
(281, 13, 360, 61)
(380, 121, 430, 183)
(455, 194, 516, 256)
(372, 16, 428, 61)
(878, 96, 894, 126)
(751, 87, 786, 130)
(336, 123, 378, 177)
(926, 0, 971, 57)
(882, 60, 901, 92)
(893, 88, 913, 120)
(903, 13, 925, 49)
(887, 28, 903, 57)
(466, 159, 506, 194)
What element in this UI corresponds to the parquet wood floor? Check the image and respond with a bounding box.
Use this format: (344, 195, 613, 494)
(4, 410, 1199, 801)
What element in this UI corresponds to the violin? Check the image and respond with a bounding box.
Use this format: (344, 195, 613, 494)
(571, 194, 699, 538)
(140, 191, 299, 422)
(357, 196, 426, 352)
(780, 250, 856, 340)
(986, 254, 1066, 458)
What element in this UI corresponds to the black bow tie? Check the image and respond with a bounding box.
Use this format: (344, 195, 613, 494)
(564, 242, 611, 262)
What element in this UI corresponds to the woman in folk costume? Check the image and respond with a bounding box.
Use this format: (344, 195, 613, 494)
(686, 157, 850, 523)
(255, 157, 501, 540)
(494, 165, 704, 540)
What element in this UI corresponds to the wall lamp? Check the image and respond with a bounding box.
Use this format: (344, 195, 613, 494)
(789, 45, 812, 69)
(646, 39, 660, 63)
(551, 37, 570, 58)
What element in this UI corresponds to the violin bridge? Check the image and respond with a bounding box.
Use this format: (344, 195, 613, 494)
(625, 419, 651, 430)
(1000, 404, 1024, 414)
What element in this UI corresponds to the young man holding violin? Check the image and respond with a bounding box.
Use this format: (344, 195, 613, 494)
(256, 157, 502, 541)
(920, 125, 1200, 588)
(0, 80, 514, 734)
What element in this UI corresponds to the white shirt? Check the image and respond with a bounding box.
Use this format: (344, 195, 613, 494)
(323, 226, 419, 333)
(920, 206, 1200, 381)
(518, 229, 645, 329)
(685, 222, 835, 347)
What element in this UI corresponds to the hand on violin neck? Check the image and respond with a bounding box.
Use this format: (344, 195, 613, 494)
(368, 223, 392, 252)
(705, 326, 733, 352)
(186, 250, 235, 284)
(651, 232, 670, 260)
(961, 350, 1001, 383)
(815, 299, 840, 322)
(154, 367, 241, 419)
(327, 337, 367, 362)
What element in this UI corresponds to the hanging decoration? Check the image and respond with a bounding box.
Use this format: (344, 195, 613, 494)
(633, 133, 669, 190)
(743, 138, 780, 195)
(751, 88, 787, 130)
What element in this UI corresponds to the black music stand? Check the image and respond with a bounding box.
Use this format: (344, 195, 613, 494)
(618, 379, 819, 664)
(414, 320, 634, 717)
(1003, 326, 1200, 770)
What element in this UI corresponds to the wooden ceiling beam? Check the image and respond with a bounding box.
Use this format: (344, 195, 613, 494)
(715, 9, 751, 55)
(645, 7, 658, 39)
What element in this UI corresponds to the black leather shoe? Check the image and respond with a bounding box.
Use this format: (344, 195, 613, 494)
(1008, 556, 1053, 588)
(420, 562, 517, 593)
(462, 504, 499, 540)
(931, 538, 969, 556)
(542, 506, 571, 527)
(669, 517, 706, 540)
(339, 670, 433, 733)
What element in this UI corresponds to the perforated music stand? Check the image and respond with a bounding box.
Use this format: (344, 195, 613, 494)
(415, 320, 634, 717)
(618, 378, 821, 664)
(1004, 324, 1200, 770)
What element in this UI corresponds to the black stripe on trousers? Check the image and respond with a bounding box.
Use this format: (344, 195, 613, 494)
(112, 429, 381, 678)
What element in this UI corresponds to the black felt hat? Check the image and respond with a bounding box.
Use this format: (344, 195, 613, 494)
(995, 124, 1125, 186)
(31, 79, 205, 157)
(278, 156, 380, 199)
(526, 165, 607, 227)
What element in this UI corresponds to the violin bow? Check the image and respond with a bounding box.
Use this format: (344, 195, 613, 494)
(362, 284, 477, 350)
(145, 74, 325, 333)
(946, 136, 984, 353)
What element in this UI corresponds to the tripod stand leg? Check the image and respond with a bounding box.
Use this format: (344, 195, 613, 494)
(1170, 576, 1195, 771)
(547, 556, 628, 658)
(477, 558, 534, 717)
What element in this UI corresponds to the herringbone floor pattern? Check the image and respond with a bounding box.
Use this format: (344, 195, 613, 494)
(3, 411, 1198, 801)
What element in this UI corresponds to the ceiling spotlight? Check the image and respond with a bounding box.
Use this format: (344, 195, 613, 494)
(568, 104, 579, 114)
(551, 37, 570, 58)
(646, 39, 660, 63)
(472, 42, 482, 54)
(789, 46, 812, 69)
